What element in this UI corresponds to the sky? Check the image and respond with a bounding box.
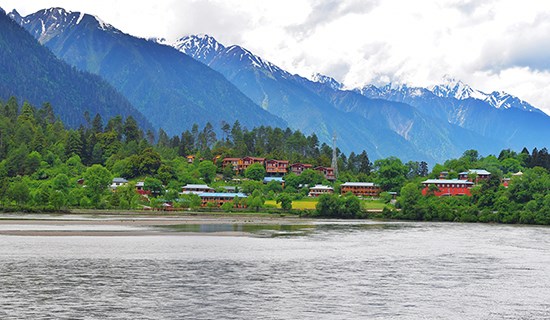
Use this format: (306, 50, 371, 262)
(3, 0, 550, 115)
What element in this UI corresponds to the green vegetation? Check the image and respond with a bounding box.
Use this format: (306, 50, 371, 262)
(0, 97, 549, 225)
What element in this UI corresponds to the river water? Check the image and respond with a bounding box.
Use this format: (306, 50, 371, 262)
(1, 219, 550, 319)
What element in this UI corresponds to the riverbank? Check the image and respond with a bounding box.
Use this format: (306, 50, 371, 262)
(0, 211, 322, 237)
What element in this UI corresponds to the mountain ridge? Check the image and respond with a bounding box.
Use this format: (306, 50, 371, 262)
(14, 8, 286, 136)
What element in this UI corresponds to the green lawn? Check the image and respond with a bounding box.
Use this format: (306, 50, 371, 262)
(265, 198, 318, 210)
(266, 197, 387, 210)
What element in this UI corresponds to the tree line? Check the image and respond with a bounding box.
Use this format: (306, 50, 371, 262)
(0, 97, 548, 225)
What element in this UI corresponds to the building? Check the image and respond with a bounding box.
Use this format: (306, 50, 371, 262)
(198, 192, 248, 207)
(290, 163, 313, 175)
(222, 158, 242, 172)
(181, 184, 215, 195)
(222, 156, 266, 174)
(110, 178, 128, 190)
(265, 159, 289, 176)
(458, 169, 491, 183)
(308, 185, 334, 197)
(240, 156, 265, 172)
(135, 181, 149, 195)
(421, 179, 474, 196)
(340, 182, 381, 197)
(315, 166, 336, 181)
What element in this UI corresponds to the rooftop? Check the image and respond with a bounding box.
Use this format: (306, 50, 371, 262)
(459, 169, 491, 175)
(198, 192, 248, 198)
(341, 182, 377, 187)
(423, 179, 474, 185)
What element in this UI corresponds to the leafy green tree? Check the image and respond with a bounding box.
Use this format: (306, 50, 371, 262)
(144, 177, 164, 197)
(8, 179, 30, 206)
(375, 157, 408, 192)
(138, 148, 162, 176)
(197, 160, 217, 184)
(244, 163, 266, 181)
(276, 193, 292, 211)
(83, 164, 112, 206)
(247, 189, 265, 211)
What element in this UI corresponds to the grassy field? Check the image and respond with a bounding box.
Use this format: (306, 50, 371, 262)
(266, 198, 387, 211)
(265, 198, 318, 210)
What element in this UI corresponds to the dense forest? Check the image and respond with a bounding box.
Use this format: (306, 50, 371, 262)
(0, 98, 549, 225)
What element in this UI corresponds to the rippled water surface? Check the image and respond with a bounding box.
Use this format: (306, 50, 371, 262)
(1, 221, 550, 319)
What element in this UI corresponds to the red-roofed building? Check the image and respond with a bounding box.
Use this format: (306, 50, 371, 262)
(315, 166, 336, 181)
(290, 163, 313, 175)
(266, 159, 289, 175)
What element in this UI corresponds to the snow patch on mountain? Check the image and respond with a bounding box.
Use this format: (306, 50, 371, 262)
(311, 73, 343, 90)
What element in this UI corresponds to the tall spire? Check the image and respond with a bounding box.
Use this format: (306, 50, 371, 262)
(331, 132, 338, 179)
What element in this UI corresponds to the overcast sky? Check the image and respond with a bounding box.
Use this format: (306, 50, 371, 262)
(3, 0, 550, 115)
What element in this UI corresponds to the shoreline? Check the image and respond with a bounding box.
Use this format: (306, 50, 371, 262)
(0, 211, 321, 237)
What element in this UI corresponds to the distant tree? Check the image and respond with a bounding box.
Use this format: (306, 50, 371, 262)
(198, 160, 217, 184)
(83, 164, 112, 206)
(244, 163, 266, 181)
(374, 157, 408, 192)
(276, 193, 292, 211)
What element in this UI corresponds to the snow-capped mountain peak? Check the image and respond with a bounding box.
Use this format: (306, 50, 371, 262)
(172, 34, 225, 64)
(172, 34, 288, 77)
(429, 75, 486, 100)
(311, 73, 343, 90)
(10, 7, 118, 43)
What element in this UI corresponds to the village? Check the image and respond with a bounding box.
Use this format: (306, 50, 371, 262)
(107, 155, 509, 209)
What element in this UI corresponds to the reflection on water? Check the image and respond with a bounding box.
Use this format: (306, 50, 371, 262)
(159, 221, 407, 237)
(1, 221, 550, 319)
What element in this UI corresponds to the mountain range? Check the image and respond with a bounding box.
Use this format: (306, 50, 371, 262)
(4, 7, 550, 163)
(9, 8, 285, 137)
(0, 8, 151, 130)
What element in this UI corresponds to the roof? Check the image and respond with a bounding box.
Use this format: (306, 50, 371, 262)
(422, 179, 474, 185)
(309, 185, 333, 190)
(459, 169, 491, 175)
(341, 182, 377, 187)
(263, 177, 284, 183)
(136, 181, 144, 187)
(290, 163, 312, 167)
(198, 192, 248, 198)
(112, 178, 128, 183)
(182, 184, 213, 189)
(266, 159, 289, 163)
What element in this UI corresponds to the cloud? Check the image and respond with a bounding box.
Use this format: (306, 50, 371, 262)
(286, 0, 379, 40)
(3, 0, 550, 114)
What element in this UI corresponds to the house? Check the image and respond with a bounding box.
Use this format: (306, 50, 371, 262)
(222, 186, 237, 193)
(308, 185, 334, 197)
(315, 166, 336, 181)
(240, 156, 266, 172)
(340, 182, 381, 197)
(110, 177, 128, 190)
(458, 169, 491, 183)
(186, 155, 195, 163)
(181, 184, 215, 194)
(198, 192, 248, 207)
(135, 181, 149, 195)
(222, 157, 242, 172)
(421, 179, 474, 196)
(290, 163, 313, 175)
(265, 159, 289, 175)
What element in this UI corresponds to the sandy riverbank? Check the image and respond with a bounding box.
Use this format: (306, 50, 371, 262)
(0, 212, 317, 237)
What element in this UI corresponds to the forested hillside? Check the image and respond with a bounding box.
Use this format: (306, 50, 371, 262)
(0, 10, 151, 131)
(1, 97, 549, 226)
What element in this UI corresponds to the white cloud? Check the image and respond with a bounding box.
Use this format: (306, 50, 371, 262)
(2, 0, 550, 114)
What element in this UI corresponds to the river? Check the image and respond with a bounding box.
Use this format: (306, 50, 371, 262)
(0, 217, 549, 319)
